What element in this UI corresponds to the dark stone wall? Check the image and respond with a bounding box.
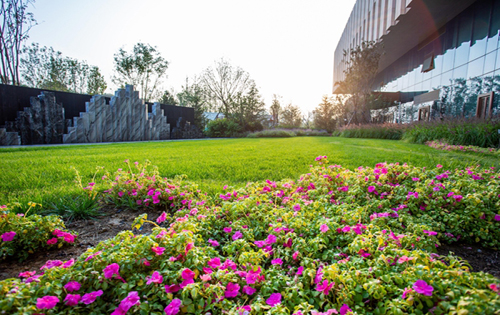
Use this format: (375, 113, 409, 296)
(0, 84, 90, 126)
(146, 103, 195, 132)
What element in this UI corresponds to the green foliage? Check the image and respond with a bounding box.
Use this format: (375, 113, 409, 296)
(42, 194, 101, 222)
(334, 123, 406, 140)
(0, 204, 77, 261)
(112, 43, 169, 102)
(247, 129, 296, 138)
(280, 103, 302, 128)
(177, 77, 208, 130)
(313, 95, 337, 132)
(403, 118, 500, 148)
(205, 119, 242, 138)
(1, 159, 499, 313)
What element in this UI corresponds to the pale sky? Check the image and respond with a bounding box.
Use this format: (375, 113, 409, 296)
(26, 0, 355, 113)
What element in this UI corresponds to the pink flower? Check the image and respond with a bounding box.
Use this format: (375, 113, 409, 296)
(436, 164, 443, 168)
(40, 260, 63, 270)
(104, 263, 121, 279)
(81, 290, 103, 304)
(208, 239, 219, 247)
(368, 186, 376, 193)
(402, 287, 413, 299)
(164, 298, 182, 315)
(232, 231, 243, 240)
(207, 257, 221, 269)
(112, 291, 140, 314)
(320, 224, 329, 233)
(36, 296, 59, 309)
(243, 285, 256, 295)
(182, 268, 195, 280)
(224, 282, 240, 298)
(1, 231, 16, 242)
(413, 280, 433, 296)
(271, 258, 283, 266)
(266, 234, 277, 244)
(146, 271, 163, 285)
(19, 270, 36, 278)
(185, 242, 194, 255)
(200, 274, 211, 282)
(165, 284, 181, 293)
(489, 283, 499, 292)
(423, 230, 437, 236)
(297, 266, 304, 276)
(266, 293, 282, 307)
(495, 214, 500, 221)
(341, 226, 350, 233)
(64, 294, 81, 306)
(223, 227, 232, 233)
(339, 304, 352, 315)
(64, 281, 81, 292)
(293, 204, 301, 211)
(293, 251, 299, 260)
(316, 279, 334, 295)
(47, 238, 58, 245)
(156, 212, 167, 223)
(152, 246, 165, 255)
(397, 256, 415, 264)
(63, 259, 75, 268)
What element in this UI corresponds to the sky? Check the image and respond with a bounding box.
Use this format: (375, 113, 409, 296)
(26, 0, 356, 113)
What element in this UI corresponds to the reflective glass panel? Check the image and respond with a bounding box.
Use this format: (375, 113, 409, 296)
(484, 50, 497, 73)
(467, 56, 485, 79)
(453, 64, 468, 81)
(441, 70, 453, 86)
(496, 47, 500, 69)
(431, 74, 442, 89)
(442, 48, 456, 72)
(455, 13, 473, 67)
(469, 0, 490, 61)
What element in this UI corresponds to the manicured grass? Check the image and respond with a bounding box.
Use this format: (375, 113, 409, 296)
(1, 137, 499, 207)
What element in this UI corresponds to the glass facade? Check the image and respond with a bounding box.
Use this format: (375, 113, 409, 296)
(374, 0, 500, 119)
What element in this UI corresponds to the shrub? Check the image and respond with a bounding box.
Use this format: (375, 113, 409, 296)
(205, 119, 242, 138)
(1, 158, 499, 314)
(334, 123, 406, 140)
(0, 204, 77, 261)
(247, 129, 296, 138)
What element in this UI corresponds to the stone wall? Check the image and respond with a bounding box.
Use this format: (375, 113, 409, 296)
(63, 85, 169, 143)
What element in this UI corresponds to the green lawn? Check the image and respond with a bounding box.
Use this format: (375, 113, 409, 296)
(1, 137, 499, 207)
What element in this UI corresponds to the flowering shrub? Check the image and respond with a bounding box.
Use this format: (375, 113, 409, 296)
(0, 205, 77, 261)
(1, 158, 500, 314)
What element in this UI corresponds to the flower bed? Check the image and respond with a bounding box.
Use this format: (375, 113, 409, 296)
(1, 158, 499, 314)
(426, 140, 499, 156)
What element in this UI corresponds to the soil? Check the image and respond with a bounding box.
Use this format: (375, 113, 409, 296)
(0, 209, 499, 281)
(0, 206, 161, 281)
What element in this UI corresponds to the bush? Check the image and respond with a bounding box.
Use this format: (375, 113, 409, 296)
(403, 118, 500, 148)
(334, 123, 406, 140)
(1, 159, 500, 314)
(247, 128, 330, 138)
(0, 204, 77, 261)
(205, 119, 242, 138)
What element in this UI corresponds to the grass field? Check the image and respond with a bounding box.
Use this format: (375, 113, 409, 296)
(1, 137, 499, 207)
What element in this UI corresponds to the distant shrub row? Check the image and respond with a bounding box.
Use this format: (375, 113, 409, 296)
(247, 129, 330, 138)
(335, 118, 500, 148)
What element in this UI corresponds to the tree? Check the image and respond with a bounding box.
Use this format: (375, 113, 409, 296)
(200, 58, 253, 117)
(159, 89, 178, 105)
(20, 43, 107, 94)
(280, 103, 302, 128)
(313, 95, 336, 132)
(232, 81, 266, 131)
(177, 77, 208, 129)
(0, 0, 36, 85)
(335, 41, 382, 124)
(269, 94, 281, 127)
(112, 43, 169, 102)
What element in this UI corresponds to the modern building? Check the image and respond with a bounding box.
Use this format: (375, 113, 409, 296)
(334, 0, 500, 123)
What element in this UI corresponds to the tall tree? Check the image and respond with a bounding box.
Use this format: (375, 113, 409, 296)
(232, 81, 266, 130)
(280, 103, 302, 128)
(313, 95, 336, 132)
(200, 58, 253, 117)
(0, 0, 36, 85)
(159, 89, 178, 105)
(112, 43, 169, 102)
(177, 76, 208, 129)
(20, 43, 107, 94)
(335, 41, 382, 124)
(269, 94, 281, 127)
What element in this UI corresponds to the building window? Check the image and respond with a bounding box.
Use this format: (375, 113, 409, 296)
(422, 54, 435, 73)
(418, 106, 431, 121)
(476, 92, 494, 118)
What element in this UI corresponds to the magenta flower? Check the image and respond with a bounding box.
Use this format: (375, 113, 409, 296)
(368, 186, 376, 193)
(1, 231, 16, 242)
(19, 270, 36, 278)
(64, 281, 81, 292)
(181, 268, 195, 280)
(165, 284, 181, 293)
(413, 279, 433, 296)
(341, 226, 351, 233)
(64, 293, 81, 306)
(112, 291, 140, 314)
(339, 304, 352, 315)
(63, 259, 75, 268)
(81, 290, 103, 305)
(36, 296, 59, 309)
(224, 282, 240, 298)
(293, 204, 301, 211)
(232, 230, 243, 240)
(223, 227, 232, 233)
(156, 212, 167, 223)
(164, 298, 182, 315)
(297, 266, 304, 276)
(495, 214, 500, 221)
(402, 287, 413, 299)
(40, 260, 63, 270)
(104, 263, 121, 279)
(489, 283, 499, 292)
(207, 257, 221, 269)
(208, 239, 219, 247)
(316, 279, 334, 295)
(243, 285, 256, 295)
(397, 256, 415, 264)
(266, 293, 282, 307)
(423, 230, 437, 236)
(146, 271, 163, 285)
(266, 234, 277, 244)
(293, 251, 299, 260)
(47, 238, 58, 245)
(320, 224, 329, 233)
(152, 246, 166, 255)
(271, 258, 283, 266)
